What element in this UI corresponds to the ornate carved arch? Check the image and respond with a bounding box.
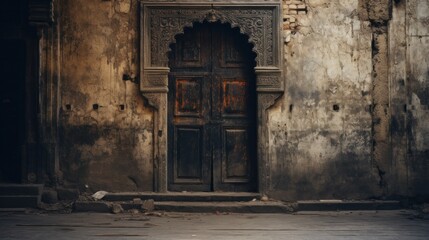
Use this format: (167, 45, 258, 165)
(149, 8, 274, 67)
(140, 1, 284, 193)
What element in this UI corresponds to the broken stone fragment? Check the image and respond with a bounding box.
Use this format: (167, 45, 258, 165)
(261, 195, 269, 202)
(142, 199, 155, 212)
(129, 209, 140, 214)
(111, 203, 124, 214)
(91, 191, 108, 200)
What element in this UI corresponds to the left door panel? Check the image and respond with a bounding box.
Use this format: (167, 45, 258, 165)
(168, 75, 212, 191)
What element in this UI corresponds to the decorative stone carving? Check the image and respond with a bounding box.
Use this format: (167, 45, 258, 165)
(143, 74, 168, 88)
(141, 67, 169, 95)
(257, 76, 281, 88)
(258, 93, 283, 111)
(255, 67, 283, 91)
(28, 0, 54, 26)
(143, 93, 162, 110)
(140, 1, 284, 194)
(148, 8, 275, 67)
(141, 2, 284, 108)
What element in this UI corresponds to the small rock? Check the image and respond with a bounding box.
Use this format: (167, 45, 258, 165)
(145, 211, 163, 217)
(111, 203, 124, 214)
(129, 209, 140, 214)
(92, 191, 108, 200)
(133, 198, 143, 204)
(78, 193, 94, 201)
(142, 199, 155, 212)
(261, 195, 269, 202)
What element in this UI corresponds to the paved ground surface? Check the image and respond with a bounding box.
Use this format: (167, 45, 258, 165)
(0, 210, 428, 240)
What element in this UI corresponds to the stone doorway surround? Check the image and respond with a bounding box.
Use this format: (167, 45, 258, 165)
(140, 0, 284, 194)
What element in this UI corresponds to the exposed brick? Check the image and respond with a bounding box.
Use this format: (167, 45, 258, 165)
(283, 23, 290, 30)
(289, 4, 298, 10)
(297, 4, 306, 10)
(284, 0, 304, 4)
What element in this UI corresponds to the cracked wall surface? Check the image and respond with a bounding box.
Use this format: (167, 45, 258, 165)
(389, 0, 429, 200)
(59, 0, 154, 192)
(265, 0, 428, 200)
(56, 0, 429, 200)
(269, 0, 380, 200)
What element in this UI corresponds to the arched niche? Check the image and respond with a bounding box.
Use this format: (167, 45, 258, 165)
(140, 0, 284, 194)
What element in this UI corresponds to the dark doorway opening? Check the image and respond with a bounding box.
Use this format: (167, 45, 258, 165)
(0, 39, 27, 183)
(168, 22, 257, 192)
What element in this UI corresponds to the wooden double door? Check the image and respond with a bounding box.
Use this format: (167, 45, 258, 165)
(168, 22, 257, 192)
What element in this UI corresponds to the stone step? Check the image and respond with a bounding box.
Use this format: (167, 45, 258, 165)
(0, 184, 44, 196)
(296, 200, 402, 211)
(0, 208, 26, 212)
(73, 200, 294, 213)
(103, 192, 260, 202)
(0, 195, 41, 208)
(73, 199, 404, 213)
(155, 201, 294, 213)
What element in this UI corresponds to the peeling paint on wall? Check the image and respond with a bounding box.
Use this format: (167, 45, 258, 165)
(59, 0, 154, 191)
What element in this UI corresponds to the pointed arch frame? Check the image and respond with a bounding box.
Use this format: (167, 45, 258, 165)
(140, 1, 284, 194)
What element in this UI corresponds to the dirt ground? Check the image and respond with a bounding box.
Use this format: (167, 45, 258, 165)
(0, 210, 428, 240)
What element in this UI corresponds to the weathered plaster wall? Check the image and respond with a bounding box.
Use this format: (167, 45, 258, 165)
(389, 0, 408, 198)
(56, 0, 428, 199)
(406, 0, 429, 200)
(267, 0, 429, 201)
(59, 0, 154, 191)
(268, 0, 380, 200)
(374, 0, 429, 201)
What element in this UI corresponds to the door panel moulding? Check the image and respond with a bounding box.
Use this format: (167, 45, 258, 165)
(140, 0, 284, 194)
